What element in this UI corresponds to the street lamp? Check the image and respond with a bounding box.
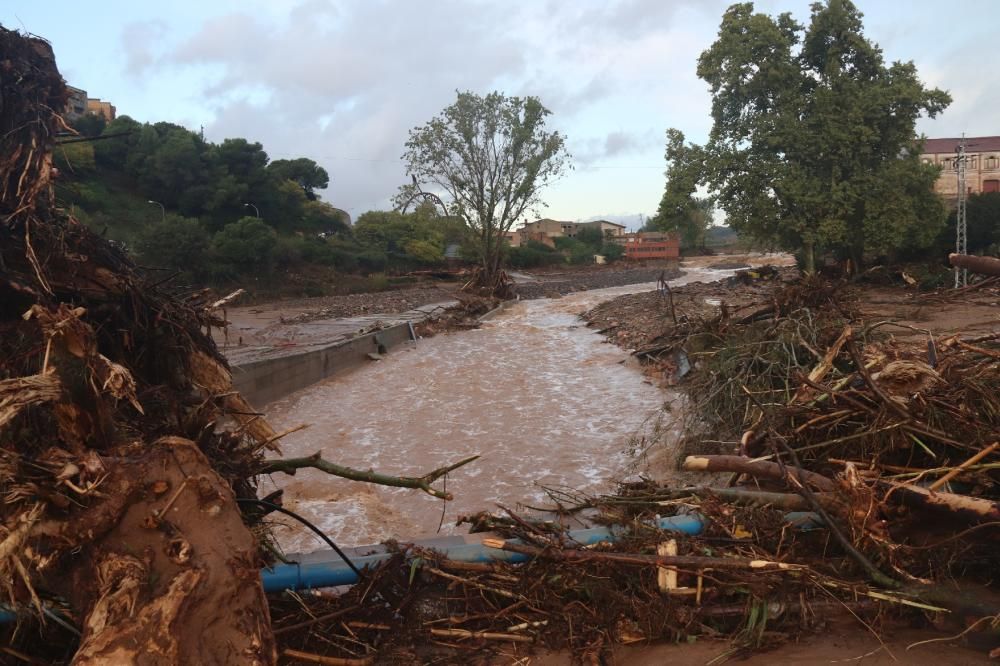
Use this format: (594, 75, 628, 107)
(147, 200, 165, 222)
(243, 202, 260, 218)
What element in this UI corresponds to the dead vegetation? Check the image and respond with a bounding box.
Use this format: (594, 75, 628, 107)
(5, 25, 1000, 666)
(0, 27, 282, 663)
(0, 28, 476, 664)
(246, 268, 1000, 665)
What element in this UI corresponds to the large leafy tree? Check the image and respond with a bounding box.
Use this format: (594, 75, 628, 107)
(402, 91, 569, 289)
(690, 0, 950, 271)
(652, 129, 714, 250)
(947, 192, 1000, 254)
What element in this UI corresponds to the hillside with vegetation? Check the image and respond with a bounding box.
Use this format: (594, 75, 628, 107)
(54, 115, 478, 296)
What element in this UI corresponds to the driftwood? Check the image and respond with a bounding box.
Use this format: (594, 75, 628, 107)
(484, 538, 805, 572)
(949, 253, 1000, 277)
(682, 454, 836, 492)
(883, 482, 1000, 524)
(258, 453, 480, 500)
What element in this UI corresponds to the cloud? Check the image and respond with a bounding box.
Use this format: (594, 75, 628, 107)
(114, 0, 716, 215)
(121, 20, 168, 78)
(572, 129, 661, 166)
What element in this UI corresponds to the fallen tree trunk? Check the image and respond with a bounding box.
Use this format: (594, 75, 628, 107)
(949, 253, 1000, 277)
(681, 455, 837, 492)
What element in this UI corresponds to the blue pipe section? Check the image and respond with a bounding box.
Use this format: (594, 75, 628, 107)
(0, 512, 821, 622)
(0, 515, 703, 624)
(260, 513, 705, 592)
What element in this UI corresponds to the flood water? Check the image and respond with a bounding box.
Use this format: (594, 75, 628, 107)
(262, 268, 733, 552)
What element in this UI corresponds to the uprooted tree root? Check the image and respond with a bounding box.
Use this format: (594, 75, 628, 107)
(0, 27, 479, 664)
(0, 27, 281, 663)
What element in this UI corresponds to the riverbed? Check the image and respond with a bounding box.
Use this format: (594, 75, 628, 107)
(261, 268, 735, 552)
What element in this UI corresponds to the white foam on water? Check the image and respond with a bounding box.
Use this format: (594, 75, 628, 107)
(263, 268, 732, 550)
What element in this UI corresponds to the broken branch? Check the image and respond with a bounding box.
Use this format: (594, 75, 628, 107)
(258, 453, 480, 500)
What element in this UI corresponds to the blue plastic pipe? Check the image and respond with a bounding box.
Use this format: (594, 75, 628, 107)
(0, 512, 822, 622)
(0, 516, 703, 624)
(260, 513, 705, 592)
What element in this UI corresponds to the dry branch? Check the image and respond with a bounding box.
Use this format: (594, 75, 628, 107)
(483, 538, 806, 572)
(682, 455, 836, 492)
(258, 452, 480, 500)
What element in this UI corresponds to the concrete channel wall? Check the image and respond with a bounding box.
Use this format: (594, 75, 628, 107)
(231, 323, 414, 407)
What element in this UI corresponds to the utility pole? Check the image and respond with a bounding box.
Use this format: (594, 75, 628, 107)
(954, 135, 968, 288)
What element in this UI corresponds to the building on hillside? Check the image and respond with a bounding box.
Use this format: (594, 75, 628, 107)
(519, 218, 573, 238)
(515, 218, 627, 242)
(921, 136, 1000, 197)
(619, 231, 680, 262)
(86, 98, 116, 122)
(525, 231, 556, 248)
(64, 85, 88, 119)
(579, 219, 627, 239)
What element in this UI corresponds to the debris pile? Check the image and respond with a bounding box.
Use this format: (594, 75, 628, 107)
(0, 27, 282, 663)
(263, 269, 1000, 662)
(412, 293, 498, 338)
(6, 25, 1000, 665)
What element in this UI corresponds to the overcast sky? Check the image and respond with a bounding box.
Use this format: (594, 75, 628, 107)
(5, 1, 997, 227)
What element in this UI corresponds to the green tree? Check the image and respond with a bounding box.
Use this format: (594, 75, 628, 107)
(70, 113, 106, 138)
(135, 214, 211, 279)
(54, 141, 96, 175)
(692, 0, 950, 271)
(402, 91, 570, 289)
(508, 240, 562, 268)
(268, 158, 329, 199)
(212, 217, 277, 272)
(301, 200, 350, 234)
(354, 208, 451, 269)
(93, 115, 141, 169)
(575, 226, 605, 251)
(600, 241, 625, 262)
(652, 129, 713, 250)
(947, 192, 1000, 254)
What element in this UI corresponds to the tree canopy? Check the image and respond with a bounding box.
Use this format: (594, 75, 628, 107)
(82, 116, 330, 233)
(269, 158, 329, 199)
(651, 129, 714, 250)
(679, 0, 951, 270)
(402, 91, 570, 288)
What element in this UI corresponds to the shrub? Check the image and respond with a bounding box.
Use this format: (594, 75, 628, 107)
(212, 217, 277, 273)
(600, 242, 625, 262)
(508, 240, 563, 268)
(135, 214, 211, 279)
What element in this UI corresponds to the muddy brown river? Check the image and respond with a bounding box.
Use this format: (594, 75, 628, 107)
(262, 268, 734, 552)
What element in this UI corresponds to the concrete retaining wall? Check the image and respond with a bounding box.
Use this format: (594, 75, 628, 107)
(231, 323, 414, 407)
